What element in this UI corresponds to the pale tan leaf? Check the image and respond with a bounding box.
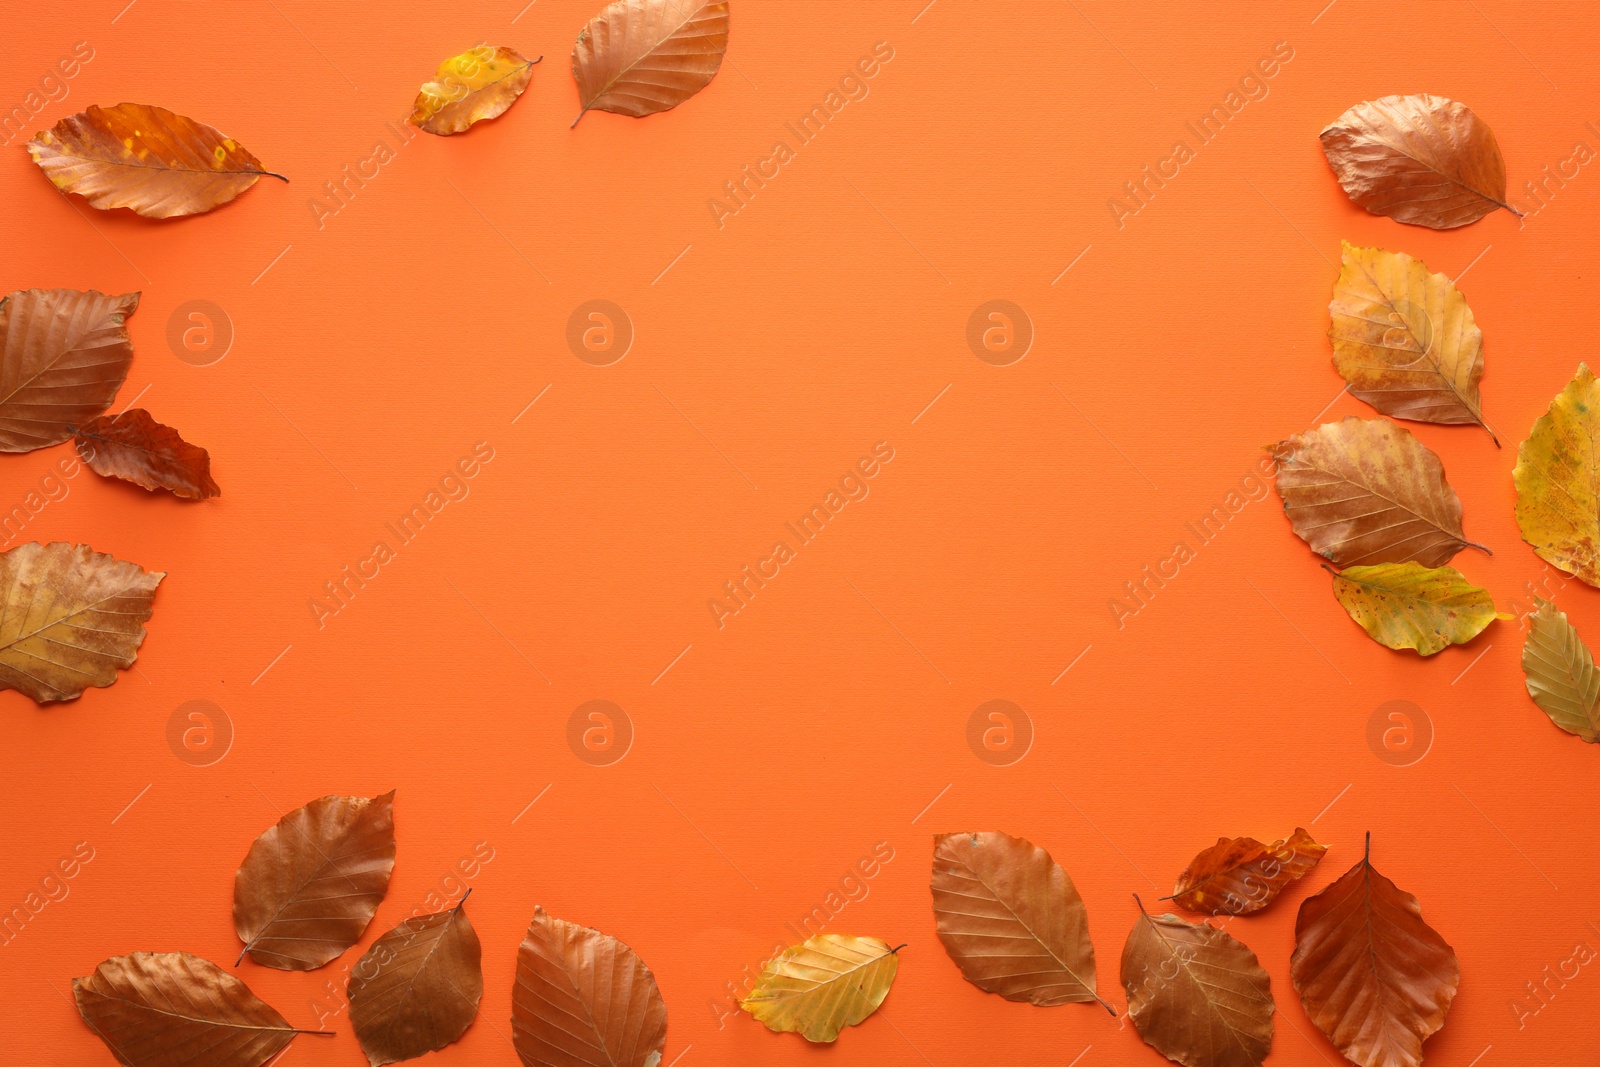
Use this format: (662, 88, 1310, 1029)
(1168, 828, 1326, 916)
(571, 0, 729, 126)
(0, 288, 138, 453)
(75, 408, 220, 500)
(349, 894, 483, 1066)
(410, 45, 541, 135)
(741, 933, 899, 1043)
(1522, 597, 1600, 742)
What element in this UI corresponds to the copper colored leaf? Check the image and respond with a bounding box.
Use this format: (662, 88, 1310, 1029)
(74, 951, 329, 1066)
(1329, 561, 1506, 656)
(410, 45, 541, 135)
(0, 288, 138, 453)
(1329, 242, 1495, 441)
(1522, 598, 1600, 742)
(0, 542, 162, 704)
(1291, 835, 1459, 1067)
(931, 830, 1111, 1010)
(234, 791, 396, 970)
(27, 103, 286, 218)
(1320, 94, 1516, 229)
(1121, 900, 1275, 1067)
(512, 905, 668, 1067)
(1514, 363, 1600, 586)
(75, 408, 219, 500)
(1269, 417, 1485, 567)
(570, 0, 729, 126)
(1169, 828, 1327, 916)
(740, 933, 899, 1043)
(349, 894, 483, 1066)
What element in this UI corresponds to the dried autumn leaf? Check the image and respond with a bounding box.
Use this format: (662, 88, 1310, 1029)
(570, 0, 729, 127)
(1291, 834, 1459, 1067)
(512, 905, 668, 1067)
(74, 408, 220, 500)
(234, 791, 396, 970)
(0, 542, 162, 704)
(741, 933, 899, 1043)
(28, 103, 286, 218)
(74, 951, 330, 1066)
(349, 893, 483, 1066)
(0, 288, 138, 453)
(1168, 828, 1326, 916)
(1329, 242, 1495, 442)
(1514, 363, 1600, 587)
(1522, 598, 1600, 742)
(1270, 417, 1486, 567)
(410, 45, 541, 135)
(1320, 94, 1517, 229)
(1328, 561, 1506, 656)
(1121, 899, 1275, 1067)
(931, 830, 1111, 1010)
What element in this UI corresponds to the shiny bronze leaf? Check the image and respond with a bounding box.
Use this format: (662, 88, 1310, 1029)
(0, 542, 163, 704)
(571, 0, 729, 126)
(512, 905, 668, 1066)
(74, 951, 329, 1066)
(1522, 597, 1600, 742)
(1122, 899, 1274, 1067)
(741, 933, 899, 1042)
(1320, 94, 1517, 229)
(931, 830, 1112, 1010)
(28, 103, 286, 218)
(234, 791, 396, 970)
(74, 408, 220, 500)
(1168, 828, 1326, 916)
(349, 893, 483, 1066)
(0, 288, 137, 453)
(410, 45, 541, 135)
(1291, 835, 1459, 1067)
(1269, 417, 1486, 567)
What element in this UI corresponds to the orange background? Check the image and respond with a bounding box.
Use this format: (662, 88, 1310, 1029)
(2, 1, 1597, 1064)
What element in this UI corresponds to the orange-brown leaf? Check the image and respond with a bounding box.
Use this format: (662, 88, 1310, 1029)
(512, 905, 668, 1066)
(234, 791, 396, 970)
(410, 45, 540, 135)
(75, 408, 219, 500)
(1320, 94, 1516, 229)
(0, 288, 137, 453)
(28, 103, 285, 218)
(571, 0, 729, 126)
(74, 951, 328, 1066)
(1291, 836, 1459, 1067)
(349, 895, 483, 1066)
(1169, 829, 1326, 916)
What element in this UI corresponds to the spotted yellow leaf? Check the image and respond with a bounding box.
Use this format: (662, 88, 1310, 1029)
(409, 45, 540, 135)
(740, 934, 898, 1043)
(1514, 364, 1600, 587)
(1328, 561, 1506, 656)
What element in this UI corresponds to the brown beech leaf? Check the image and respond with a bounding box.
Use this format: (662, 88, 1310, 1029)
(1320, 94, 1517, 229)
(512, 905, 668, 1067)
(0, 288, 138, 453)
(931, 830, 1112, 1010)
(1291, 834, 1459, 1067)
(410, 45, 541, 135)
(741, 933, 899, 1042)
(1168, 828, 1326, 916)
(1522, 597, 1600, 742)
(74, 408, 219, 500)
(1122, 898, 1274, 1067)
(234, 791, 396, 970)
(0, 542, 162, 704)
(571, 0, 729, 127)
(1269, 416, 1486, 567)
(74, 951, 331, 1066)
(349, 892, 483, 1066)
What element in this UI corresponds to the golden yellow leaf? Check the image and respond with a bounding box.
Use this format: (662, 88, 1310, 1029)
(1327, 561, 1506, 656)
(1514, 363, 1600, 586)
(740, 934, 898, 1043)
(1521, 598, 1600, 743)
(571, 0, 729, 126)
(409, 45, 540, 135)
(1329, 242, 1494, 442)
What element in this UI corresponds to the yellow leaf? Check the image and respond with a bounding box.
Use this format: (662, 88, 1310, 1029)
(1329, 242, 1495, 442)
(740, 934, 898, 1043)
(1521, 598, 1600, 743)
(1327, 561, 1506, 656)
(1514, 363, 1600, 586)
(409, 45, 540, 135)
